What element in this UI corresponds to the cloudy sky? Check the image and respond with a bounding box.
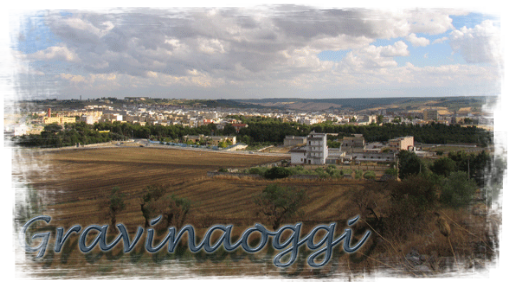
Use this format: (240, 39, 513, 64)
(9, 5, 502, 100)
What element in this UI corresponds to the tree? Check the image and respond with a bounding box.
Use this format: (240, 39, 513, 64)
(0, 179, 45, 248)
(439, 171, 477, 208)
(153, 195, 191, 228)
(102, 187, 126, 232)
(254, 184, 306, 230)
(140, 185, 167, 228)
(376, 115, 384, 124)
(430, 157, 457, 177)
(264, 166, 292, 179)
(398, 150, 426, 179)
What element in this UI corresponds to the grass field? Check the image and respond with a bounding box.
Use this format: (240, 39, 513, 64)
(0, 114, 21, 127)
(0, 148, 374, 286)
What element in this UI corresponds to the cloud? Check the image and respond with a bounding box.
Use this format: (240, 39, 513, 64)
(13, 7, 501, 98)
(0, 17, 12, 38)
(449, 20, 502, 64)
(16, 31, 25, 42)
(432, 37, 448, 44)
(4, 63, 45, 76)
(406, 33, 430, 47)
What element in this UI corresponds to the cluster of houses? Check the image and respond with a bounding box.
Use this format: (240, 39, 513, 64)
(288, 132, 422, 165)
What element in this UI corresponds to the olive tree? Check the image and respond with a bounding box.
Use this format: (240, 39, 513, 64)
(253, 184, 306, 230)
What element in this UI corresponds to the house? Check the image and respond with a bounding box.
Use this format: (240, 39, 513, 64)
(290, 132, 328, 165)
(388, 136, 414, 151)
(341, 134, 365, 152)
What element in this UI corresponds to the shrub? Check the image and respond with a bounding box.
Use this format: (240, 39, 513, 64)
(249, 167, 268, 176)
(264, 166, 292, 180)
(384, 168, 398, 176)
(354, 169, 363, 179)
(363, 171, 376, 180)
(218, 168, 228, 172)
(439, 171, 477, 208)
(386, 175, 438, 238)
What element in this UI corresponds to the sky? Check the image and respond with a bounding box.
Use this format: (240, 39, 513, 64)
(7, 4, 503, 100)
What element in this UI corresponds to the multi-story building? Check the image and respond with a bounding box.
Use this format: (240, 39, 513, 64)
(388, 136, 414, 151)
(423, 109, 439, 121)
(283, 135, 307, 147)
(290, 132, 328, 165)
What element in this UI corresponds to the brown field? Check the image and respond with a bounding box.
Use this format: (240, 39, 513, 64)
(0, 114, 21, 127)
(0, 148, 378, 286)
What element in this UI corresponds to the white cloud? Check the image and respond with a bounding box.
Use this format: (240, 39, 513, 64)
(0, 17, 12, 38)
(406, 33, 430, 47)
(449, 20, 502, 65)
(432, 37, 448, 44)
(13, 8, 501, 98)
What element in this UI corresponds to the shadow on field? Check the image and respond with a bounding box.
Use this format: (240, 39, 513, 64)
(26, 226, 376, 278)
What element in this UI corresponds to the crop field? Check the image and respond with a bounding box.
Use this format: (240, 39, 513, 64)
(0, 148, 372, 286)
(0, 114, 21, 127)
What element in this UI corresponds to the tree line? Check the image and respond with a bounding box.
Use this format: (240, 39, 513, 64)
(14, 117, 491, 148)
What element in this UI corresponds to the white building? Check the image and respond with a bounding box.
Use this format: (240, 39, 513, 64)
(290, 132, 328, 165)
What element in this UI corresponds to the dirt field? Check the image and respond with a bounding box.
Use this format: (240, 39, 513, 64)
(0, 114, 21, 127)
(0, 148, 374, 286)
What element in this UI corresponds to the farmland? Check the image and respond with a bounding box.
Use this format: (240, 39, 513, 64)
(0, 148, 374, 286)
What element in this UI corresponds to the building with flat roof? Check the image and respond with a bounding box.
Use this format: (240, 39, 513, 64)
(423, 109, 439, 121)
(388, 136, 414, 151)
(284, 135, 307, 147)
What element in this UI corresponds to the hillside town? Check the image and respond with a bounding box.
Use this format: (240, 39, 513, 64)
(5, 97, 494, 138)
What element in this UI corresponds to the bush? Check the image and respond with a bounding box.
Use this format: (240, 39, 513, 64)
(439, 171, 477, 208)
(218, 168, 228, 172)
(386, 175, 438, 238)
(481, 180, 515, 209)
(354, 169, 363, 179)
(249, 167, 268, 176)
(363, 171, 376, 180)
(264, 166, 292, 180)
(384, 168, 398, 176)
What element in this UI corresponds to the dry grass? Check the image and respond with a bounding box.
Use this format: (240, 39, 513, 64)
(15, 147, 498, 278)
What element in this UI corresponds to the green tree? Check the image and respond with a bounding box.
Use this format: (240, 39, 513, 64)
(103, 187, 125, 232)
(440, 171, 477, 208)
(430, 157, 457, 177)
(0, 179, 45, 248)
(153, 194, 192, 228)
(140, 185, 167, 228)
(254, 184, 306, 230)
(264, 166, 292, 179)
(398, 150, 425, 179)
